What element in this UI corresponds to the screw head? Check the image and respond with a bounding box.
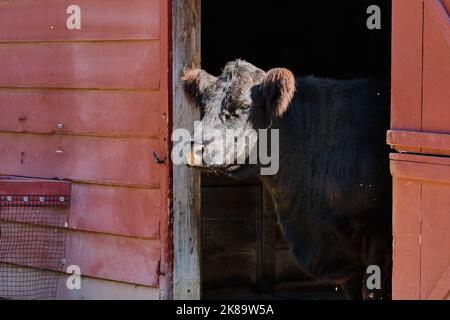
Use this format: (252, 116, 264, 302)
(39, 196, 45, 202)
(57, 123, 64, 129)
(59, 196, 65, 203)
(23, 196, 28, 202)
(6, 196, 12, 202)
(61, 258, 66, 265)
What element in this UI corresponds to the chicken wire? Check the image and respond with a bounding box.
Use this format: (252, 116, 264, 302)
(0, 194, 70, 300)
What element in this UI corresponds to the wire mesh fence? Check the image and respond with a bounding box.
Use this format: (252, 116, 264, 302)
(0, 194, 70, 300)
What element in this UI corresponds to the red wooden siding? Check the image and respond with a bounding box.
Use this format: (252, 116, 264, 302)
(0, 0, 160, 42)
(422, 0, 450, 134)
(0, 89, 160, 138)
(0, 0, 170, 299)
(69, 184, 161, 239)
(0, 134, 162, 188)
(65, 231, 160, 286)
(0, 42, 160, 89)
(390, 0, 450, 300)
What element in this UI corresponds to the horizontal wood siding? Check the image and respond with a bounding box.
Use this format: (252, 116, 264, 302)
(0, 0, 169, 298)
(0, 89, 160, 138)
(0, 42, 160, 89)
(0, 264, 160, 300)
(0, 0, 160, 42)
(69, 183, 160, 239)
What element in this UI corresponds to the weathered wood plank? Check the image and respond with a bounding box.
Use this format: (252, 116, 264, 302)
(421, 182, 450, 299)
(391, 175, 422, 299)
(201, 186, 259, 220)
(0, 263, 160, 300)
(423, 0, 450, 135)
(0, 133, 161, 188)
(202, 253, 258, 288)
(0, 0, 160, 42)
(201, 173, 260, 186)
(0, 42, 159, 89)
(65, 231, 160, 286)
(259, 185, 276, 289)
(391, 0, 424, 134)
(57, 273, 160, 300)
(0, 89, 160, 138)
(0, 177, 71, 195)
(69, 183, 160, 239)
(202, 220, 257, 255)
(172, 0, 202, 300)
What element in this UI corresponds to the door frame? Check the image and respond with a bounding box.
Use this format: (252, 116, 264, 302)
(171, 0, 202, 299)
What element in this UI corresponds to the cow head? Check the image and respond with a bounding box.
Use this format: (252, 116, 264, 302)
(181, 59, 295, 177)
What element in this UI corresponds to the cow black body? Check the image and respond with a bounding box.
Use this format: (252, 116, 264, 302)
(260, 76, 392, 299)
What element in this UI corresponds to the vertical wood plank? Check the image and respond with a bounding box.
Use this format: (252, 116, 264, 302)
(158, 0, 173, 301)
(391, 174, 422, 299)
(391, 0, 424, 132)
(258, 185, 276, 292)
(172, 0, 202, 299)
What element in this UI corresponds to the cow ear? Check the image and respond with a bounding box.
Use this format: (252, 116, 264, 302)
(181, 69, 216, 106)
(260, 68, 296, 117)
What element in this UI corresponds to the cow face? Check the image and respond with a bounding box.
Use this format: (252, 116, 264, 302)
(181, 59, 295, 176)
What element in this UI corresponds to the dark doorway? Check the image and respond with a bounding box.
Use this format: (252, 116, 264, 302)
(200, 0, 392, 299)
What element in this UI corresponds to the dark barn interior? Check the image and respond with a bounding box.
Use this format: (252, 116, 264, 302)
(200, 0, 392, 299)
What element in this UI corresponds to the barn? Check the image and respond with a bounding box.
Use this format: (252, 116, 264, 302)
(0, 0, 448, 300)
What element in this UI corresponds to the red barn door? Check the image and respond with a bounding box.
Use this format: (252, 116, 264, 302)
(389, 0, 450, 300)
(0, 0, 171, 299)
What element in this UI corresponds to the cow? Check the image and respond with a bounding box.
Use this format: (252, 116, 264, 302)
(181, 59, 392, 299)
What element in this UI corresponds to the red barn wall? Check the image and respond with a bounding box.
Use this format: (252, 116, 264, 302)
(0, 0, 171, 299)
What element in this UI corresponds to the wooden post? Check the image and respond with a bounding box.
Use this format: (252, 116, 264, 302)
(172, 0, 202, 300)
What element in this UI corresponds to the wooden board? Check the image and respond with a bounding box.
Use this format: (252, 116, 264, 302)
(0, 42, 159, 89)
(202, 220, 257, 255)
(391, 153, 450, 300)
(421, 181, 450, 299)
(0, 263, 160, 300)
(0, 89, 160, 138)
(391, 0, 424, 134)
(0, 177, 71, 195)
(423, 0, 450, 134)
(0, 0, 160, 42)
(201, 186, 260, 220)
(65, 231, 160, 286)
(202, 253, 258, 288)
(0, 133, 161, 188)
(69, 183, 160, 239)
(171, 0, 202, 300)
(57, 273, 160, 300)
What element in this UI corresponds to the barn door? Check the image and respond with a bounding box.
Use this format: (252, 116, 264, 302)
(389, 0, 450, 300)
